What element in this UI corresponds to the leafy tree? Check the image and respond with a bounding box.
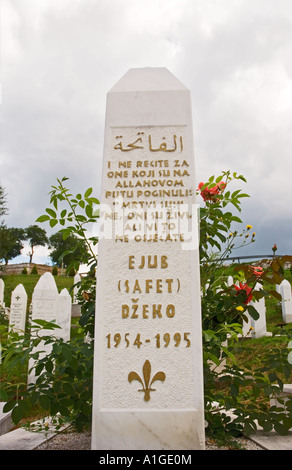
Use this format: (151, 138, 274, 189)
(48, 231, 88, 268)
(24, 225, 48, 263)
(0, 225, 25, 264)
(0, 185, 8, 220)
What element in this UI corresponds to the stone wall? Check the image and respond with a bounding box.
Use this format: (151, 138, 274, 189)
(0, 263, 62, 276)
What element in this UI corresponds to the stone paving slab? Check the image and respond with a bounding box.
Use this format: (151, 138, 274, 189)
(0, 426, 57, 450)
(249, 430, 292, 451)
(0, 416, 71, 450)
(0, 403, 12, 436)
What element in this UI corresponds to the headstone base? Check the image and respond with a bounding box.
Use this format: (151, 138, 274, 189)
(92, 409, 205, 450)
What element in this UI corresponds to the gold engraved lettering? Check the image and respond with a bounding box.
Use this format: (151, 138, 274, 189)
(133, 280, 142, 294)
(143, 305, 149, 319)
(118, 161, 132, 168)
(120, 279, 174, 294)
(145, 280, 152, 293)
(128, 255, 168, 269)
(166, 304, 175, 317)
(121, 304, 175, 319)
(153, 304, 162, 318)
(129, 256, 135, 269)
(156, 279, 162, 293)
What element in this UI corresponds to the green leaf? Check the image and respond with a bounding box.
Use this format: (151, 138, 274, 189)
(49, 219, 58, 228)
(32, 319, 61, 329)
(222, 346, 236, 364)
(11, 405, 23, 424)
(85, 205, 93, 218)
(60, 228, 73, 240)
(230, 383, 239, 397)
(39, 395, 51, 410)
(90, 197, 100, 205)
(274, 421, 289, 436)
(63, 383, 74, 395)
(3, 400, 17, 413)
(84, 187, 93, 198)
(36, 215, 50, 223)
(237, 193, 250, 198)
(238, 174, 247, 182)
(247, 305, 260, 321)
(243, 421, 255, 436)
(50, 401, 60, 416)
(46, 208, 57, 218)
(53, 380, 62, 394)
(230, 216, 242, 223)
(215, 175, 224, 183)
(45, 361, 54, 373)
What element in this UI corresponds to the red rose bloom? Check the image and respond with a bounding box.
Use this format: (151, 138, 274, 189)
(250, 266, 263, 277)
(197, 181, 226, 202)
(234, 282, 253, 304)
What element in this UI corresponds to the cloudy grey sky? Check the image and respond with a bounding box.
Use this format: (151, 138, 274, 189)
(1, 0, 292, 264)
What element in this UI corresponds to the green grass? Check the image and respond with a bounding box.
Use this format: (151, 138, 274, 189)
(0, 274, 74, 313)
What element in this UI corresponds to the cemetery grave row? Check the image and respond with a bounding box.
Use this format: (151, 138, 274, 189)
(0, 273, 82, 382)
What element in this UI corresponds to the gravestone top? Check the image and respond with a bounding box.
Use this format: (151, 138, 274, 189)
(33, 272, 58, 293)
(9, 284, 27, 333)
(109, 67, 187, 92)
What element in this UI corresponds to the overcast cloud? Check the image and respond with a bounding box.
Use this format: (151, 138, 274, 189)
(1, 0, 292, 264)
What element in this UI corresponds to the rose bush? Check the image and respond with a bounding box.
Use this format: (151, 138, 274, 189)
(199, 171, 292, 440)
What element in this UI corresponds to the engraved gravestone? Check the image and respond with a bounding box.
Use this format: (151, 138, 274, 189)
(8, 284, 27, 333)
(91, 68, 205, 450)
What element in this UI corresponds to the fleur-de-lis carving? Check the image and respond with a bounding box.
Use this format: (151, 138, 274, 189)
(128, 360, 166, 401)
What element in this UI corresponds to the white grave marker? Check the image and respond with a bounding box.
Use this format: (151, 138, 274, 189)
(73, 273, 81, 303)
(28, 272, 59, 384)
(8, 284, 27, 333)
(227, 275, 233, 287)
(249, 284, 271, 338)
(280, 280, 292, 323)
(56, 288, 71, 342)
(91, 68, 205, 450)
(0, 279, 5, 307)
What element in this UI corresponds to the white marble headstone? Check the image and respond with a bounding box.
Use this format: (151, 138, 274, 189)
(227, 275, 233, 287)
(28, 272, 59, 384)
(8, 284, 27, 333)
(91, 68, 205, 450)
(249, 284, 270, 338)
(280, 279, 292, 323)
(0, 279, 5, 307)
(55, 288, 71, 342)
(73, 273, 81, 303)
